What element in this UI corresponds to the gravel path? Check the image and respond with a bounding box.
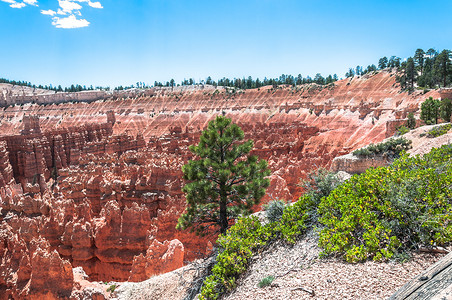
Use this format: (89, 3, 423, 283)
(225, 231, 445, 300)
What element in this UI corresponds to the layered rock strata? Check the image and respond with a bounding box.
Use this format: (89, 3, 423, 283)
(0, 71, 444, 297)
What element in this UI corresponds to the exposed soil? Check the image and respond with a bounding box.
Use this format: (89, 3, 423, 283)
(224, 231, 446, 300)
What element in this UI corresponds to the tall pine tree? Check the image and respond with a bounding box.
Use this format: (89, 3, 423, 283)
(177, 115, 270, 235)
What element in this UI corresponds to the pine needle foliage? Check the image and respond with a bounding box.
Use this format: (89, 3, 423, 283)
(176, 115, 270, 235)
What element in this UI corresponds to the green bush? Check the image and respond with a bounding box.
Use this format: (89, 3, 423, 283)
(199, 168, 345, 299)
(200, 216, 274, 300)
(200, 198, 312, 299)
(396, 125, 410, 135)
(427, 123, 452, 138)
(200, 144, 452, 297)
(319, 144, 452, 262)
(275, 196, 310, 244)
(353, 137, 412, 159)
(107, 284, 117, 293)
(258, 276, 275, 288)
(302, 168, 342, 201)
(263, 199, 287, 223)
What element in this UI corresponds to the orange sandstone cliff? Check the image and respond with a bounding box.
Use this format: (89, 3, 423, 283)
(0, 71, 451, 298)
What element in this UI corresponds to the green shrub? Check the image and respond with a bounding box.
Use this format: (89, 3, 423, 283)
(353, 137, 412, 159)
(107, 284, 117, 293)
(200, 216, 274, 300)
(427, 123, 452, 138)
(263, 199, 287, 223)
(200, 197, 311, 299)
(302, 168, 342, 202)
(258, 276, 275, 288)
(199, 167, 344, 299)
(319, 144, 452, 262)
(396, 125, 410, 135)
(275, 196, 310, 244)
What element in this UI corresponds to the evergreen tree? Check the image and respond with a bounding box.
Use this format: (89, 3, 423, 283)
(440, 98, 452, 122)
(345, 68, 355, 78)
(314, 73, 324, 84)
(420, 97, 441, 125)
(378, 56, 388, 69)
(406, 112, 416, 129)
(426, 48, 437, 58)
(406, 57, 416, 91)
(177, 116, 270, 235)
(436, 50, 450, 87)
(414, 48, 425, 74)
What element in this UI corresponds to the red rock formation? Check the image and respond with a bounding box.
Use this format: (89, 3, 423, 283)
(128, 238, 184, 282)
(0, 224, 73, 299)
(0, 71, 443, 294)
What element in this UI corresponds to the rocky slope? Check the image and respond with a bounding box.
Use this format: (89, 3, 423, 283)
(0, 71, 450, 298)
(331, 123, 452, 174)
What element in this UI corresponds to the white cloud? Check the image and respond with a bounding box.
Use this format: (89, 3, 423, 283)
(52, 14, 89, 28)
(41, 9, 56, 15)
(88, 1, 102, 9)
(57, 0, 82, 14)
(1, 0, 38, 8)
(1, 0, 103, 29)
(10, 2, 26, 8)
(23, 0, 37, 6)
(72, 0, 103, 9)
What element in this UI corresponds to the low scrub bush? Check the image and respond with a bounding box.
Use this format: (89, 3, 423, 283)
(263, 199, 287, 223)
(319, 144, 452, 262)
(396, 125, 410, 136)
(200, 204, 312, 299)
(353, 137, 412, 159)
(200, 216, 274, 300)
(427, 123, 452, 138)
(107, 284, 117, 293)
(200, 170, 343, 299)
(201, 143, 452, 297)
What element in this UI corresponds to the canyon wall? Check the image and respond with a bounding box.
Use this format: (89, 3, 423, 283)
(0, 71, 449, 298)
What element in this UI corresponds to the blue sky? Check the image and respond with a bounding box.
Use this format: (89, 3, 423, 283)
(0, 0, 451, 88)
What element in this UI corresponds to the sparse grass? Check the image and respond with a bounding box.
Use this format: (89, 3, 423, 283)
(258, 276, 275, 288)
(396, 125, 410, 136)
(107, 284, 117, 293)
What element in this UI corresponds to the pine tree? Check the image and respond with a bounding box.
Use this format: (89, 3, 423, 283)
(177, 115, 270, 235)
(437, 50, 450, 87)
(406, 112, 416, 129)
(414, 48, 425, 74)
(406, 57, 416, 92)
(420, 97, 441, 125)
(440, 98, 452, 122)
(378, 56, 388, 69)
